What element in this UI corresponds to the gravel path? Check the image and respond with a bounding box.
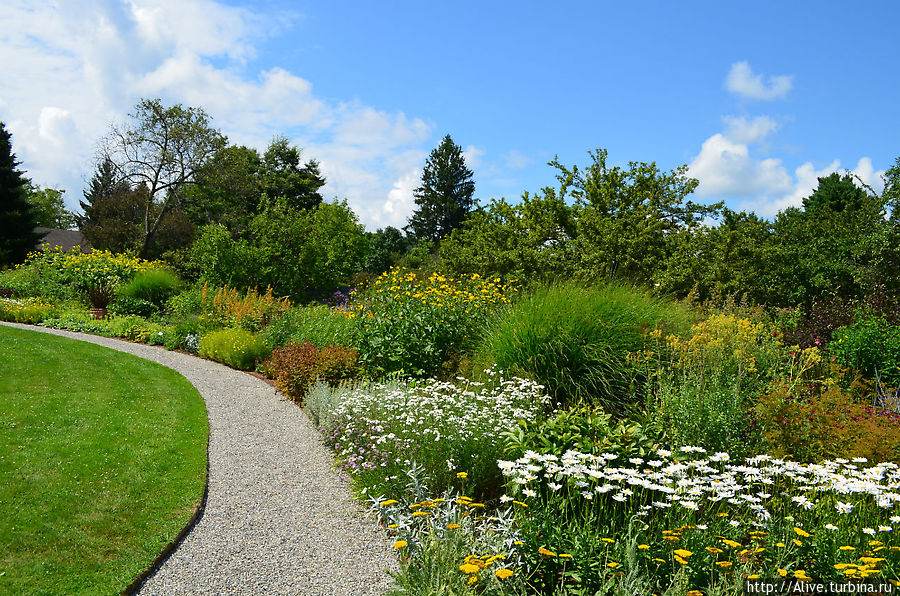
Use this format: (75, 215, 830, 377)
(2, 323, 398, 595)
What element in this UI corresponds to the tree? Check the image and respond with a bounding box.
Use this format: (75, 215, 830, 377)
(181, 144, 263, 235)
(100, 98, 226, 257)
(406, 134, 476, 242)
(559, 149, 719, 284)
(78, 158, 142, 252)
(26, 185, 76, 229)
(261, 136, 325, 211)
(802, 172, 868, 214)
(0, 122, 40, 265)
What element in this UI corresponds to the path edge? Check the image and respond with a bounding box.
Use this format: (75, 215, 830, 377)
(0, 322, 213, 596)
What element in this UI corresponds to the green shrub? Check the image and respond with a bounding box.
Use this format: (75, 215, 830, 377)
(478, 282, 692, 412)
(0, 297, 57, 324)
(167, 287, 202, 318)
(831, 310, 900, 387)
(198, 328, 271, 370)
(198, 283, 290, 332)
(261, 305, 356, 349)
(261, 341, 360, 402)
(351, 267, 514, 377)
(503, 405, 659, 460)
(119, 270, 181, 307)
(109, 296, 158, 318)
(105, 315, 164, 343)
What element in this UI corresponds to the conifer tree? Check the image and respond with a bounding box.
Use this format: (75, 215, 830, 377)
(0, 122, 40, 265)
(406, 134, 475, 242)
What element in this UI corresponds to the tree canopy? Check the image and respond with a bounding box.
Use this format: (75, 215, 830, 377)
(100, 98, 226, 257)
(0, 122, 40, 266)
(406, 134, 476, 242)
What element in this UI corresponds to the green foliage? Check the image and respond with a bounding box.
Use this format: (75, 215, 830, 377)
(362, 226, 411, 274)
(261, 341, 360, 402)
(440, 192, 576, 280)
(198, 283, 290, 332)
(198, 328, 271, 370)
(119, 269, 181, 307)
(831, 311, 900, 386)
(755, 381, 900, 463)
(249, 198, 366, 297)
(77, 160, 144, 253)
(260, 135, 325, 211)
(0, 122, 40, 266)
(0, 297, 57, 324)
(26, 185, 76, 229)
(260, 304, 356, 349)
(109, 295, 157, 318)
(188, 224, 261, 288)
(101, 98, 226, 258)
(560, 149, 719, 284)
(479, 282, 692, 411)
(503, 406, 659, 460)
(352, 267, 514, 377)
(406, 134, 476, 242)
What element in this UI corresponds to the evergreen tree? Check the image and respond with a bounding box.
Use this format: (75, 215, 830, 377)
(0, 122, 40, 265)
(406, 134, 476, 242)
(77, 158, 142, 252)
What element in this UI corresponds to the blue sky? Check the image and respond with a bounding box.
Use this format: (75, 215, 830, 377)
(1, 1, 897, 229)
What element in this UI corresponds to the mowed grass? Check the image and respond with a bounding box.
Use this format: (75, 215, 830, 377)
(0, 326, 208, 595)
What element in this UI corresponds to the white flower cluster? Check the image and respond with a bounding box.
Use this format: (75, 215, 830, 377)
(329, 371, 551, 458)
(499, 448, 900, 521)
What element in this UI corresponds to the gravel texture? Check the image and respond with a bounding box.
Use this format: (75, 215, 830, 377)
(2, 323, 398, 595)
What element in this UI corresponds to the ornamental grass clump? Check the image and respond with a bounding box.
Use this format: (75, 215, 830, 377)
(198, 328, 271, 370)
(349, 267, 515, 377)
(500, 445, 900, 594)
(307, 369, 550, 499)
(479, 282, 692, 412)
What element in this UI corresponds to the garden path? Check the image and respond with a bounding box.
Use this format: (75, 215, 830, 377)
(2, 322, 397, 595)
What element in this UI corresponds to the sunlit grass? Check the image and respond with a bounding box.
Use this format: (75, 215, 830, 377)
(0, 325, 208, 594)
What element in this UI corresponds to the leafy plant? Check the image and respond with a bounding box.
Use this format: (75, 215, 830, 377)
(198, 283, 290, 332)
(261, 341, 360, 402)
(831, 310, 900, 387)
(119, 269, 181, 307)
(198, 328, 271, 370)
(260, 304, 356, 349)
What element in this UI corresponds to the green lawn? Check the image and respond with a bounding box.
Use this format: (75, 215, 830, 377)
(0, 325, 208, 595)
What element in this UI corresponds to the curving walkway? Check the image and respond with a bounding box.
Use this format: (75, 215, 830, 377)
(1, 323, 397, 595)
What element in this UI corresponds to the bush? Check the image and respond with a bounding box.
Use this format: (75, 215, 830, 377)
(198, 283, 290, 332)
(261, 341, 360, 402)
(478, 282, 692, 412)
(198, 328, 271, 370)
(831, 310, 900, 387)
(119, 269, 181, 307)
(109, 296, 158, 318)
(351, 267, 515, 377)
(167, 287, 202, 318)
(755, 381, 900, 463)
(646, 314, 788, 457)
(106, 315, 164, 343)
(261, 305, 356, 349)
(0, 297, 57, 324)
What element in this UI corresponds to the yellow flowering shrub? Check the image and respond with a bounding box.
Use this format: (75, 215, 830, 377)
(198, 283, 290, 332)
(350, 267, 515, 376)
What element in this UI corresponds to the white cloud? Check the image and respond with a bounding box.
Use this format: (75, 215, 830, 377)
(689, 132, 793, 199)
(721, 115, 778, 144)
(504, 149, 531, 170)
(0, 0, 434, 229)
(462, 145, 485, 169)
(725, 61, 793, 100)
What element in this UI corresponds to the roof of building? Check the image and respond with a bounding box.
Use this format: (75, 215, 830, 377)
(34, 227, 92, 253)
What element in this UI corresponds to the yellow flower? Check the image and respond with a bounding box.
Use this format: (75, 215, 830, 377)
(459, 563, 480, 574)
(538, 547, 556, 557)
(513, 500, 528, 508)
(706, 547, 723, 554)
(393, 540, 407, 549)
(776, 542, 785, 548)
(792, 539, 803, 547)
(607, 561, 619, 568)
(638, 544, 650, 550)
(794, 527, 811, 538)
(721, 539, 742, 548)
(777, 569, 788, 577)
(387, 524, 399, 529)
(674, 549, 693, 559)
(716, 561, 732, 568)
(674, 555, 688, 565)
(380, 499, 399, 507)
(411, 511, 430, 517)
(559, 554, 573, 559)
(456, 472, 468, 479)
(840, 546, 856, 551)
(601, 538, 615, 544)
(495, 569, 514, 579)
(446, 523, 460, 530)
(467, 575, 478, 585)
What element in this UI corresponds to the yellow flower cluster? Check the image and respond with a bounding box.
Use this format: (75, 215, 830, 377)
(364, 266, 514, 311)
(458, 553, 513, 584)
(668, 313, 775, 373)
(21, 246, 162, 289)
